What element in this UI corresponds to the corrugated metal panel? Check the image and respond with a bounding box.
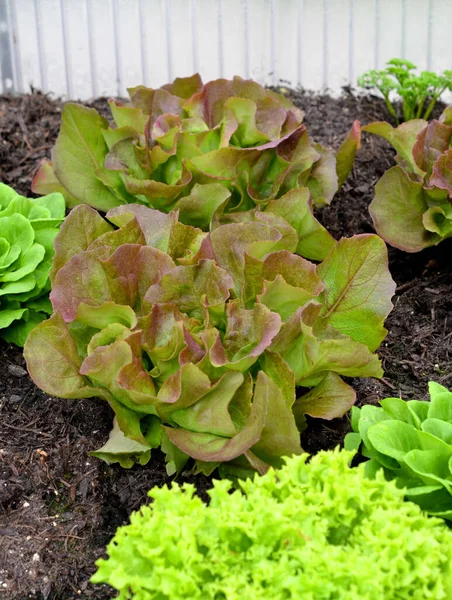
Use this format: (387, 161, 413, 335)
(0, 0, 451, 99)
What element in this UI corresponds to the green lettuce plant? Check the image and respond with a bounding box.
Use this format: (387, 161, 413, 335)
(358, 58, 452, 123)
(362, 106, 452, 251)
(0, 183, 65, 346)
(346, 381, 452, 521)
(92, 449, 452, 600)
(24, 202, 395, 475)
(31, 75, 360, 234)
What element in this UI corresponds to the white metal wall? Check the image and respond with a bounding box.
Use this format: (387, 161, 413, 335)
(1, 0, 451, 99)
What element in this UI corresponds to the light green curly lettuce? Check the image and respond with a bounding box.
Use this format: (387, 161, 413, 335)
(92, 449, 452, 600)
(346, 381, 452, 521)
(0, 183, 65, 345)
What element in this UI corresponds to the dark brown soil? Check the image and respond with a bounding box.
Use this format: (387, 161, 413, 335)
(0, 89, 451, 599)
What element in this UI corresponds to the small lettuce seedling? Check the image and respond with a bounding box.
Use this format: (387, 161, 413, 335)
(32, 75, 360, 236)
(346, 381, 452, 521)
(24, 202, 395, 476)
(358, 58, 452, 123)
(362, 106, 452, 251)
(91, 449, 452, 600)
(0, 183, 65, 346)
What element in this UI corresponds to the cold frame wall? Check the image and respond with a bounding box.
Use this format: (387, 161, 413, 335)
(0, 0, 451, 99)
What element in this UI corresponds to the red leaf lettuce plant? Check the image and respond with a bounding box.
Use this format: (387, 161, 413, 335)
(363, 106, 452, 251)
(32, 75, 359, 238)
(24, 201, 395, 476)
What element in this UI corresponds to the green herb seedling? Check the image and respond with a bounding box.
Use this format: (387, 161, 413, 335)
(358, 58, 452, 123)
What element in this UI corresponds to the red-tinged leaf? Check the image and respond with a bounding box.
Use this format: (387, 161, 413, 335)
(363, 120, 427, 177)
(389, 120, 428, 176)
(87, 217, 146, 253)
(109, 100, 148, 133)
(80, 331, 154, 414)
(209, 221, 287, 294)
(139, 305, 187, 381)
(123, 166, 192, 209)
(80, 338, 132, 386)
(252, 355, 302, 466)
(102, 125, 139, 151)
(263, 251, 323, 295)
(188, 147, 255, 181)
(31, 159, 79, 207)
(306, 145, 338, 206)
(24, 312, 104, 400)
(156, 362, 215, 417)
(210, 302, 281, 370)
(117, 354, 158, 406)
(264, 188, 336, 261)
(50, 204, 113, 282)
(260, 351, 295, 409)
(369, 166, 439, 252)
(51, 245, 175, 322)
(163, 370, 268, 462)
(412, 121, 452, 176)
(128, 86, 185, 122)
(293, 372, 356, 421)
(183, 78, 235, 126)
(439, 105, 452, 126)
(223, 97, 271, 146)
(317, 234, 396, 351)
(167, 222, 206, 265)
(53, 104, 124, 211)
(174, 183, 231, 229)
(58, 244, 174, 321)
(430, 148, 452, 196)
(144, 259, 233, 320)
(163, 73, 204, 99)
(243, 248, 324, 308)
(255, 212, 299, 252)
(170, 371, 244, 437)
(257, 275, 318, 321)
(278, 128, 318, 187)
(336, 120, 361, 188)
(361, 121, 394, 140)
(107, 204, 178, 251)
(270, 303, 383, 386)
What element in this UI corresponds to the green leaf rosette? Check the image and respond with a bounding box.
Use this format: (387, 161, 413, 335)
(0, 183, 65, 345)
(346, 381, 452, 521)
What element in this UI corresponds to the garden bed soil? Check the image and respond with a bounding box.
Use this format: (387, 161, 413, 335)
(0, 89, 451, 600)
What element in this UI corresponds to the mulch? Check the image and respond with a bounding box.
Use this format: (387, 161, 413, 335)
(0, 88, 451, 599)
